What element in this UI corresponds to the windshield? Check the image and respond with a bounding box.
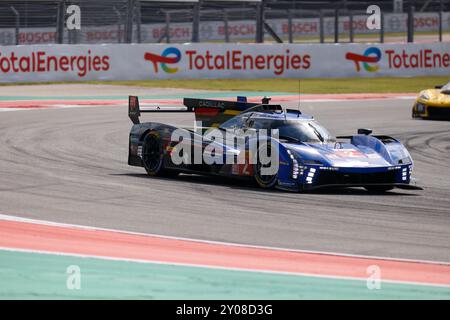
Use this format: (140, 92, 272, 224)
(219, 113, 248, 130)
(271, 120, 335, 143)
(220, 114, 335, 143)
(441, 82, 450, 94)
(246, 118, 334, 143)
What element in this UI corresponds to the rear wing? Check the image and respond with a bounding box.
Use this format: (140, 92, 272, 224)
(128, 95, 193, 124)
(128, 95, 280, 126)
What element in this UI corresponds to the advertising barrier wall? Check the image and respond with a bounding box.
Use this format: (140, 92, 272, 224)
(0, 42, 449, 83)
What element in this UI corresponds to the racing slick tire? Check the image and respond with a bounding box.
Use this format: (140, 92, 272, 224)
(364, 186, 394, 193)
(142, 132, 178, 177)
(253, 143, 278, 189)
(412, 108, 421, 119)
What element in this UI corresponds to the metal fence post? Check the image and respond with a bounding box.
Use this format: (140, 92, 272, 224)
(407, 5, 414, 43)
(113, 6, 122, 43)
(10, 6, 20, 45)
(287, 9, 293, 43)
(68, 29, 73, 44)
(334, 8, 339, 43)
(74, 29, 80, 44)
(439, 0, 443, 42)
(380, 12, 384, 43)
(319, 9, 324, 43)
(125, 0, 134, 43)
(136, 0, 141, 43)
(165, 11, 171, 43)
(349, 11, 353, 43)
(256, 1, 264, 43)
(192, 2, 200, 42)
(56, 0, 65, 44)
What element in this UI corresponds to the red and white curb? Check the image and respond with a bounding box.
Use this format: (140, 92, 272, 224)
(0, 94, 417, 112)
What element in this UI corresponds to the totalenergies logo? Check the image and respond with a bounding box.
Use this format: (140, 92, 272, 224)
(346, 47, 382, 72)
(144, 47, 181, 73)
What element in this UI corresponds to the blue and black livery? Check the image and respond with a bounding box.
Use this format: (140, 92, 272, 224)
(128, 95, 422, 193)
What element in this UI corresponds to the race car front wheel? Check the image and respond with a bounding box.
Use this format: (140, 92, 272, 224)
(142, 132, 178, 177)
(254, 144, 278, 189)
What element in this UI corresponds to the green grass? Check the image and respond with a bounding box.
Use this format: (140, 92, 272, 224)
(2, 76, 448, 94)
(84, 76, 448, 94)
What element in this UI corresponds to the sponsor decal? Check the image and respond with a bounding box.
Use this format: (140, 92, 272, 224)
(385, 48, 450, 69)
(152, 26, 190, 40)
(184, 49, 310, 76)
(144, 47, 181, 73)
(0, 49, 110, 77)
(346, 47, 382, 72)
(346, 46, 450, 72)
(334, 149, 365, 158)
(231, 163, 253, 176)
(143, 47, 310, 76)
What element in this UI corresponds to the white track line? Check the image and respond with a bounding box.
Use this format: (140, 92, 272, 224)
(1, 246, 449, 288)
(0, 213, 449, 266)
(0, 95, 416, 112)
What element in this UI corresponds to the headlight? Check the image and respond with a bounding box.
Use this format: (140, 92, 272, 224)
(416, 102, 426, 113)
(305, 167, 317, 184)
(398, 157, 412, 165)
(419, 92, 430, 100)
(287, 149, 304, 179)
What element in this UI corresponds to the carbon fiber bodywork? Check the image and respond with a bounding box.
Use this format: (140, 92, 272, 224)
(128, 96, 421, 192)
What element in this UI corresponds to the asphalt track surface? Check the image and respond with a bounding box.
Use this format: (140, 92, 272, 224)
(0, 88, 449, 263)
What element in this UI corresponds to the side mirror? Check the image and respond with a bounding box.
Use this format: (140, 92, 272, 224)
(357, 128, 373, 135)
(261, 96, 271, 104)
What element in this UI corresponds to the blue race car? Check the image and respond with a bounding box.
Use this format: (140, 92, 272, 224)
(128, 96, 421, 193)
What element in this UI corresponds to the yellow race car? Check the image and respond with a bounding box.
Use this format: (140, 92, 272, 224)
(412, 82, 450, 120)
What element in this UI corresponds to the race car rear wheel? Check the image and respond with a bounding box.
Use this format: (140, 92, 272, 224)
(364, 186, 394, 193)
(142, 132, 178, 177)
(254, 144, 278, 189)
